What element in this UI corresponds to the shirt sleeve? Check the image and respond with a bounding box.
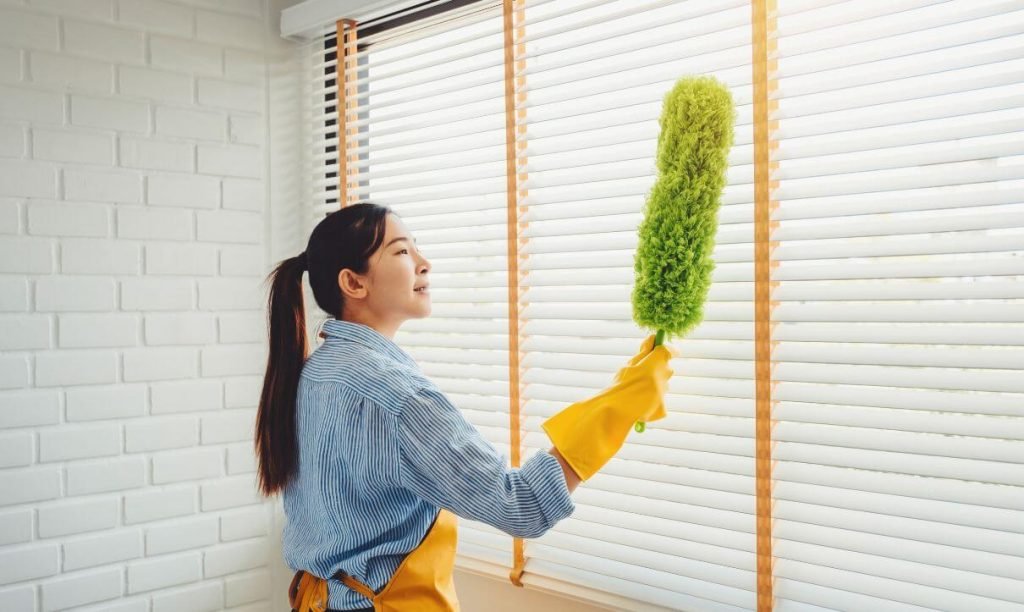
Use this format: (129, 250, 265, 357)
(394, 384, 575, 539)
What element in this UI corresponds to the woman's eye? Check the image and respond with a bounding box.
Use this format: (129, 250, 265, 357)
(398, 249, 408, 254)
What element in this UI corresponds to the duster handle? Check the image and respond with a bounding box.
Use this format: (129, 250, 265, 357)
(634, 329, 666, 433)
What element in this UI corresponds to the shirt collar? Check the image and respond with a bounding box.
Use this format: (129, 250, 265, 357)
(321, 319, 418, 368)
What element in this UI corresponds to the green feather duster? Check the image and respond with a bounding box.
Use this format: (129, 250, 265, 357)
(632, 76, 736, 433)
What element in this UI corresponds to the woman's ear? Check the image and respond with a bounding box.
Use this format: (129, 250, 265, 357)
(338, 269, 368, 300)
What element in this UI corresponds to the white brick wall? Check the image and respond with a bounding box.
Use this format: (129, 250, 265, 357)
(153, 581, 224, 612)
(37, 498, 119, 538)
(40, 567, 123, 611)
(145, 516, 218, 555)
(156, 105, 225, 141)
(1, 509, 34, 545)
(146, 242, 219, 275)
(0, 1, 279, 610)
(28, 201, 111, 238)
(32, 128, 116, 165)
(117, 206, 193, 241)
(70, 94, 150, 133)
(29, 52, 116, 95)
(64, 167, 143, 203)
(147, 172, 220, 208)
(66, 383, 147, 421)
(121, 67, 194, 104)
(119, 136, 195, 172)
(0, 160, 60, 199)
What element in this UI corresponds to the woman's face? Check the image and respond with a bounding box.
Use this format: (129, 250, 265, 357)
(339, 213, 431, 328)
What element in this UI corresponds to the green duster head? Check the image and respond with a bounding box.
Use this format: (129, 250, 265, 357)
(632, 76, 736, 340)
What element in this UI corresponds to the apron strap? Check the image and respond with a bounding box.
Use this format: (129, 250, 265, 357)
(334, 569, 378, 602)
(288, 570, 329, 612)
(288, 568, 378, 610)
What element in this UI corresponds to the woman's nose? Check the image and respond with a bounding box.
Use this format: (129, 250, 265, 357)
(411, 241, 430, 270)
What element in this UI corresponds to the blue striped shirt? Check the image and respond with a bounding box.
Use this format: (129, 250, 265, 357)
(282, 319, 576, 610)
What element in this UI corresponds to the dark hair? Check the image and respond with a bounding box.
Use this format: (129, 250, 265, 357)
(256, 201, 393, 496)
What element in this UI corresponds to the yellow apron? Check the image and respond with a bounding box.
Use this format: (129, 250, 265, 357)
(289, 508, 460, 612)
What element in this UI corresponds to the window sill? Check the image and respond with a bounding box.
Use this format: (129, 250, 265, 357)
(455, 553, 670, 612)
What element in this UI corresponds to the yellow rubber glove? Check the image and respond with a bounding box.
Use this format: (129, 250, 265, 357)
(542, 334, 677, 481)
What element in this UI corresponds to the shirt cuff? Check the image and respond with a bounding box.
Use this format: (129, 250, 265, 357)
(519, 449, 576, 529)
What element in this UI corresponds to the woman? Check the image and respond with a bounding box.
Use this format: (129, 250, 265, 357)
(256, 202, 675, 611)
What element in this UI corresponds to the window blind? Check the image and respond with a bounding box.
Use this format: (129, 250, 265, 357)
(514, 1, 761, 609)
(769, 1, 1024, 610)
(295, 0, 1024, 610)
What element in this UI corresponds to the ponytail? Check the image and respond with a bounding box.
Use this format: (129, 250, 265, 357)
(254, 202, 392, 497)
(255, 251, 308, 496)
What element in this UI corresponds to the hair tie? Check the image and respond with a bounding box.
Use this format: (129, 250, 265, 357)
(297, 251, 308, 269)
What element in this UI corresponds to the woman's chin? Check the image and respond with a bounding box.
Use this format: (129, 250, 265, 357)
(411, 301, 431, 318)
